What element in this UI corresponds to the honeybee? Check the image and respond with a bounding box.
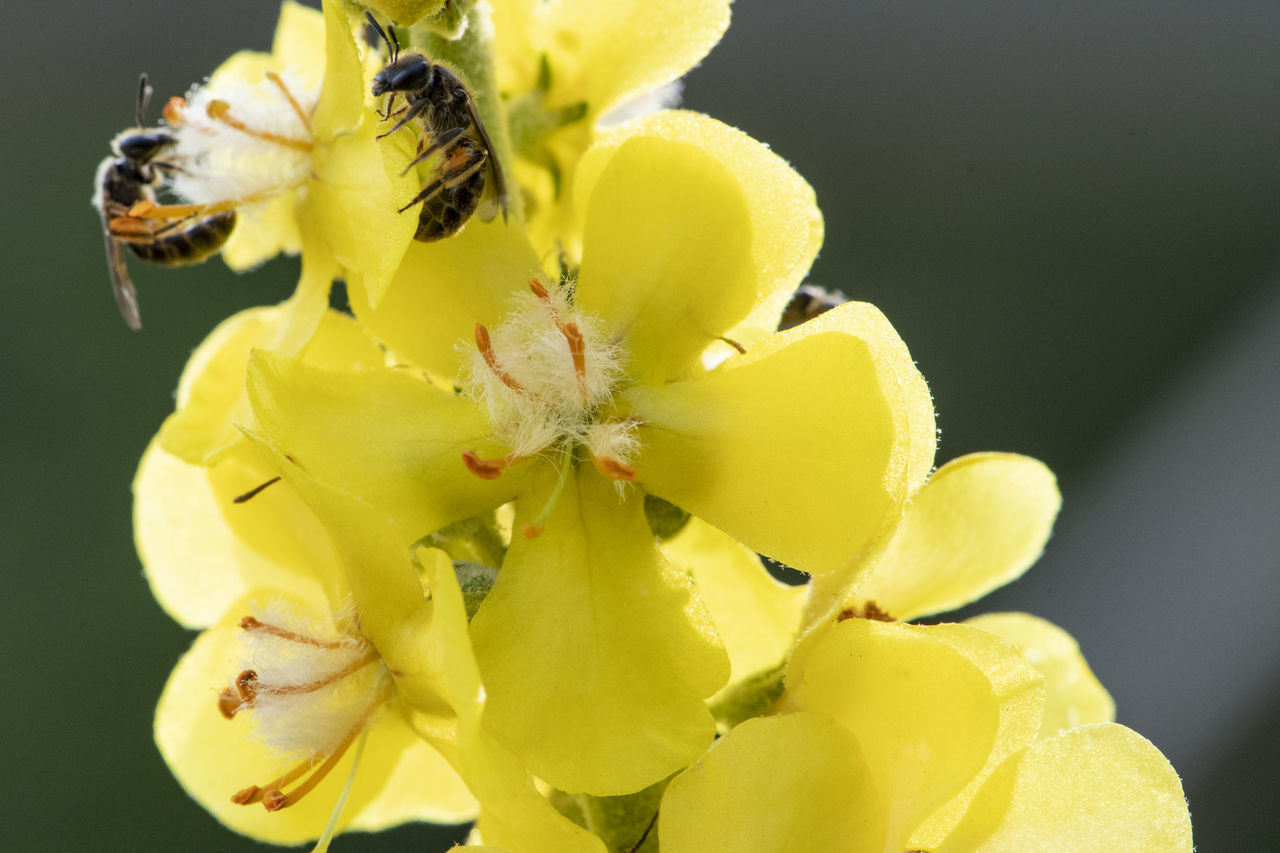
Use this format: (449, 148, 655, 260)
(778, 285, 849, 331)
(94, 74, 235, 330)
(366, 14, 507, 242)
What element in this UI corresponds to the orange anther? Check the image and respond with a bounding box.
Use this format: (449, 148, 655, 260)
(591, 454, 637, 482)
(206, 98, 312, 151)
(463, 451, 506, 480)
(520, 523, 545, 539)
(162, 96, 187, 124)
(217, 688, 243, 720)
(560, 322, 587, 387)
(127, 200, 158, 217)
(529, 279, 550, 300)
(231, 786, 262, 805)
(475, 324, 531, 394)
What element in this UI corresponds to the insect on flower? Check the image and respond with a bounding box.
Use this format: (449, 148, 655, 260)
(93, 74, 236, 330)
(366, 13, 508, 242)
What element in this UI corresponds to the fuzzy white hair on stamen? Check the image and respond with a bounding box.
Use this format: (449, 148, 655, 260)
(460, 285, 628, 459)
(165, 67, 317, 205)
(236, 600, 383, 759)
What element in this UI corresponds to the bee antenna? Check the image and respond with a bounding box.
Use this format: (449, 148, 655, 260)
(136, 72, 153, 127)
(365, 12, 398, 63)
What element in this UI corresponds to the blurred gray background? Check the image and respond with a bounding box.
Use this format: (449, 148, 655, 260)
(3, 0, 1277, 849)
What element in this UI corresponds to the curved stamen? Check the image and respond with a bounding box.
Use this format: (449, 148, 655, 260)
(264, 70, 312, 132)
(206, 99, 312, 150)
(476, 323, 532, 395)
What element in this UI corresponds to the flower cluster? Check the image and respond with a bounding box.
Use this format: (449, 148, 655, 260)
(119, 2, 1193, 851)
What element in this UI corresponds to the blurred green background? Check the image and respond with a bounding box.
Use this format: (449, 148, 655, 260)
(4, 0, 1278, 849)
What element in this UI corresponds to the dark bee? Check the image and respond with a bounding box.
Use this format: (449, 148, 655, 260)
(778, 285, 849, 331)
(94, 74, 235, 330)
(366, 14, 507, 242)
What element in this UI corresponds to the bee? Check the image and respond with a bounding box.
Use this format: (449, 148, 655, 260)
(366, 14, 507, 242)
(778, 285, 849, 331)
(94, 74, 235, 330)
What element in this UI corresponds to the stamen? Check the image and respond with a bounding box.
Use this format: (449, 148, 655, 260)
(264, 70, 312, 132)
(218, 688, 244, 720)
(163, 96, 186, 124)
(560, 321, 588, 390)
(249, 651, 379, 698)
(462, 450, 523, 480)
(476, 323, 532, 395)
(240, 616, 350, 649)
(590, 452, 637, 482)
(232, 476, 281, 504)
(206, 99, 312, 151)
(258, 688, 388, 811)
(231, 756, 314, 805)
(127, 185, 291, 219)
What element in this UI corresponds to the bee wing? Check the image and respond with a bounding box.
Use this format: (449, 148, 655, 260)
(466, 97, 508, 224)
(102, 211, 142, 330)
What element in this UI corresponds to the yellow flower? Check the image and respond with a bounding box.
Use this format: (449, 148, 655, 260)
(138, 313, 476, 845)
(490, 0, 732, 257)
(658, 618, 1193, 853)
(152, 0, 418, 465)
(244, 110, 935, 796)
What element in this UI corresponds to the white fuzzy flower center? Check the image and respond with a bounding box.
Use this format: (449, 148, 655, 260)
(460, 280, 639, 486)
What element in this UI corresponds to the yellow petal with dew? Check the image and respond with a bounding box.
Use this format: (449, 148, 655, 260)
(546, 0, 730, 118)
(854, 452, 1060, 622)
(245, 351, 527, 544)
(659, 713, 886, 853)
(578, 111, 824, 365)
(471, 465, 729, 795)
(413, 547, 607, 853)
(908, 622, 1047, 850)
(575, 125, 756, 384)
(967, 612, 1115, 738)
(134, 439, 339, 629)
(661, 518, 805, 701)
(787, 618, 1000, 851)
(154, 594, 458, 844)
(624, 301, 930, 578)
(347, 221, 542, 378)
(937, 723, 1193, 852)
(158, 238, 335, 465)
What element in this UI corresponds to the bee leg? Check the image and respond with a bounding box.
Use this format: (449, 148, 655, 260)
(398, 141, 487, 213)
(401, 126, 467, 175)
(377, 99, 428, 139)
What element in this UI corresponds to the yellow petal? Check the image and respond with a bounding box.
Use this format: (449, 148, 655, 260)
(546, 0, 730, 117)
(937, 723, 1193, 852)
(908, 622, 1047, 850)
(158, 240, 336, 465)
(302, 117, 418, 307)
(470, 466, 728, 795)
(312, 0, 363, 140)
(245, 351, 526, 543)
(414, 547, 608, 853)
(578, 111, 824, 363)
(575, 124, 755, 384)
(854, 453, 1060, 622)
(967, 612, 1115, 738)
(659, 713, 886, 853)
(787, 619, 1000, 850)
(134, 439, 340, 628)
(270, 1, 327, 88)
(661, 518, 805, 699)
(347, 221, 542, 378)
(154, 595, 464, 844)
(221, 193, 303, 271)
(624, 301, 930, 578)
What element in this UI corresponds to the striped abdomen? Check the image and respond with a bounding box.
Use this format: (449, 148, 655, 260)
(127, 210, 236, 266)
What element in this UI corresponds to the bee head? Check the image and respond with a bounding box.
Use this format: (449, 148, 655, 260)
(371, 54, 435, 97)
(114, 131, 174, 166)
